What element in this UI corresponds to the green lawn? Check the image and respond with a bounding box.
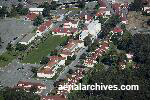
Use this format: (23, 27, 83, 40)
(0, 51, 20, 67)
(22, 35, 68, 64)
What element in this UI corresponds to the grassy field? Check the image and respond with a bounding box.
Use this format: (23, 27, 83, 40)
(0, 51, 20, 67)
(22, 35, 68, 64)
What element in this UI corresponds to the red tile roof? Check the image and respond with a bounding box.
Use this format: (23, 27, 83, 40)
(25, 13, 38, 21)
(53, 28, 77, 34)
(113, 27, 123, 33)
(98, 0, 107, 7)
(96, 8, 106, 16)
(57, 68, 84, 96)
(49, 56, 65, 61)
(120, 16, 127, 21)
(16, 81, 45, 90)
(112, 3, 121, 10)
(38, 20, 52, 32)
(84, 41, 109, 65)
(41, 96, 66, 100)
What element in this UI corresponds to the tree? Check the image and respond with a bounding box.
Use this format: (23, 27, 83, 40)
(51, 1, 57, 10)
(50, 50, 58, 56)
(6, 43, 13, 51)
(78, 0, 85, 9)
(0, 6, 8, 18)
(65, 60, 72, 66)
(29, 86, 38, 93)
(9, 5, 18, 17)
(68, 69, 74, 74)
(80, 53, 86, 59)
(129, 0, 142, 11)
(18, 0, 22, 2)
(1, 87, 40, 100)
(15, 43, 27, 51)
(33, 15, 44, 26)
(31, 67, 38, 74)
(40, 57, 49, 64)
(84, 36, 92, 46)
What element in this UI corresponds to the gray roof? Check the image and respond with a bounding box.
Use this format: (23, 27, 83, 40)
(19, 32, 36, 43)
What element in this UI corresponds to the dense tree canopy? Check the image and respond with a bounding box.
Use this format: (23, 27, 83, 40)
(68, 33, 150, 100)
(0, 87, 40, 100)
(33, 15, 44, 26)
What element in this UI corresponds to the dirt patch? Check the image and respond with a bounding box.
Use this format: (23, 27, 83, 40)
(127, 11, 150, 30)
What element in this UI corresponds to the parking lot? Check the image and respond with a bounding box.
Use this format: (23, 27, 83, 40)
(0, 18, 34, 54)
(0, 59, 54, 95)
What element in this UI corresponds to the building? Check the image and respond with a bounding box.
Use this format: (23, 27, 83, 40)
(29, 8, 44, 14)
(60, 39, 84, 58)
(120, 16, 128, 24)
(19, 33, 37, 45)
(63, 21, 79, 28)
(79, 20, 101, 41)
(41, 95, 66, 100)
(96, 7, 111, 18)
(16, 81, 46, 94)
(126, 53, 133, 63)
(36, 20, 53, 36)
(98, 0, 107, 8)
(57, 68, 84, 96)
(52, 20, 79, 36)
(52, 28, 78, 36)
(80, 14, 93, 24)
(112, 27, 123, 34)
(84, 41, 109, 67)
(25, 13, 38, 21)
(37, 56, 65, 78)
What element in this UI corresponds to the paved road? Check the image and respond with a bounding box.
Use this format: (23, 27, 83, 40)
(56, 46, 88, 80)
(105, 0, 115, 14)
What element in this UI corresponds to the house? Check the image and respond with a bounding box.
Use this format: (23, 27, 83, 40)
(52, 20, 79, 36)
(79, 20, 101, 41)
(57, 68, 84, 96)
(120, 16, 128, 24)
(49, 56, 66, 65)
(41, 95, 66, 100)
(112, 27, 123, 34)
(25, 13, 38, 21)
(80, 14, 93, 24)
(63, 21, 79, 28)
(60, 39, 84, 58)
(112, 3, 121, 16)
(126, 53, 133, 63)
(16, 81, 46, 94)
(37, 61, 57, 78)
(98, 0, 107, 8)
(142, 0, 150, 13)
(119, 62, 126, 70)
(52, 28, 77, 36)
(96, 7, 111, 18)
(29, 8, 44, 14)
(36, 20, 53, 36)
(37, 56, 65, 78)
(84, 41, 109, 67)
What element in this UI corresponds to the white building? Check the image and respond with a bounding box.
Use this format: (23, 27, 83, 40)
(29, 8, 44, 14)
(19, 33, 37, 45)
(79, 20, 101, 41)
